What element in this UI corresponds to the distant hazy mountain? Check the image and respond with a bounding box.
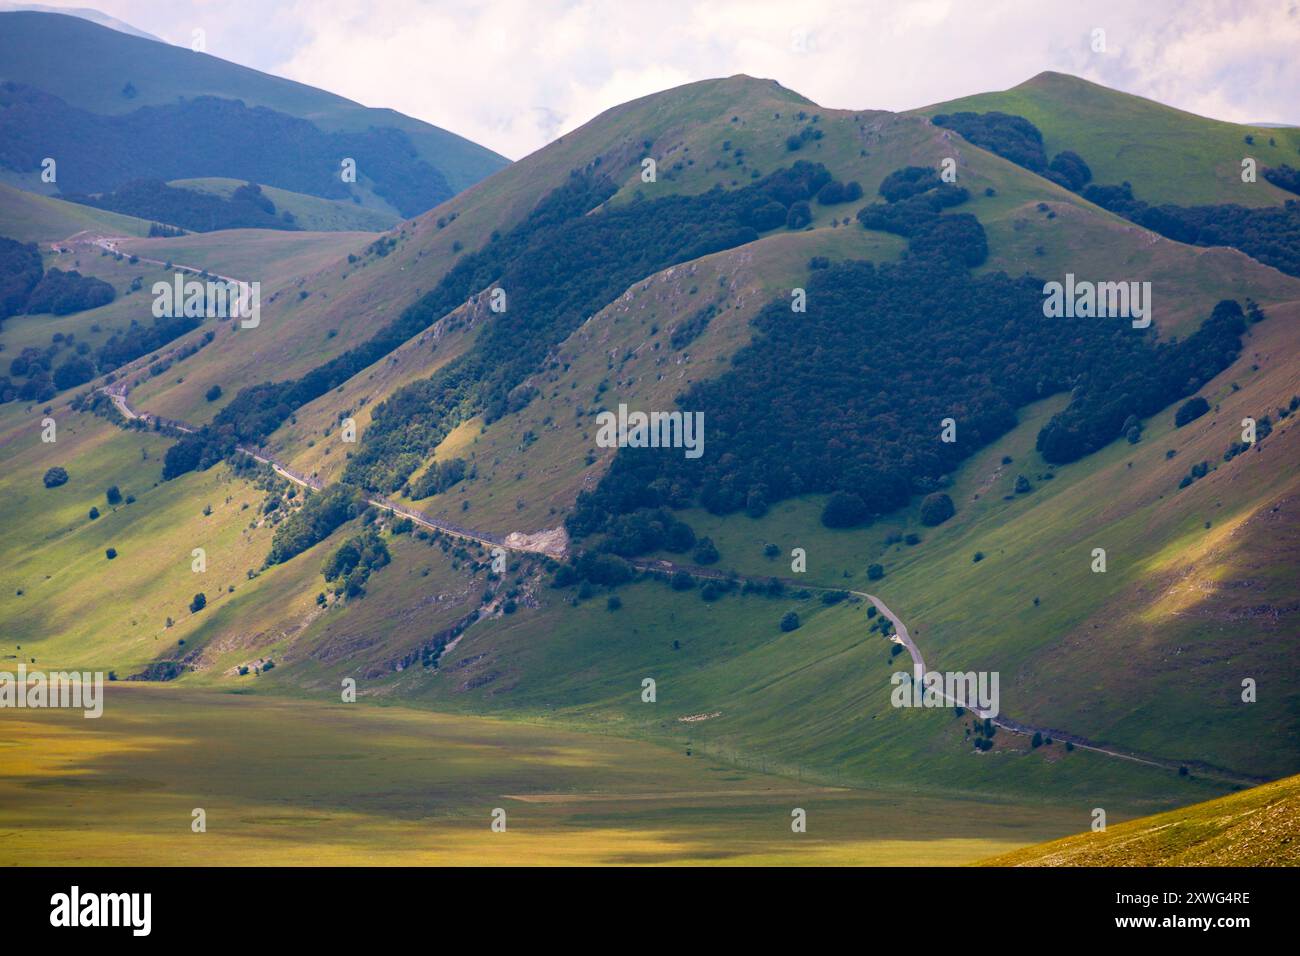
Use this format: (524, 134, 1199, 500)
(0, 2, 160, 41)
(0, 11, 509, 215)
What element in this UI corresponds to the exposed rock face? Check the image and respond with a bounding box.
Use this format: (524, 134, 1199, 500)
(503, 525, 569, 557)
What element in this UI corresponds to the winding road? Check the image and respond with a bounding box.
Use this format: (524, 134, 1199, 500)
(87, 230, 1259, 788)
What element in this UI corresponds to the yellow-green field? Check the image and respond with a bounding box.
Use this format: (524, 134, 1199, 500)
(0, 685, 1086, 866)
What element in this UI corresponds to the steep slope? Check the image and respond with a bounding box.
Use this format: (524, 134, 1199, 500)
(917, 71, 1300, 207)
(982, 772, 1300, 865)
(0, 180, 152, 242)
(261, 76, 1297, 540)
(4, 71, 1298, 843)
(169, 178, 400, 232)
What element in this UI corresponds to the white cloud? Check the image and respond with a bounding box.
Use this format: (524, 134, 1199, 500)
(36, 0, 1300, 158)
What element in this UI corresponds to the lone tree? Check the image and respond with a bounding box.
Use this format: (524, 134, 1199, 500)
(189, 593, 207, 613)
(779, 611, 801, 632)
(822, 490, 868, 528)
(919, 492, 955, 526)
(1175, 396, 1210, 427)
(43, 467, 69, 488)
(106, 485, 122, 505)
(693, 537, 720, 565)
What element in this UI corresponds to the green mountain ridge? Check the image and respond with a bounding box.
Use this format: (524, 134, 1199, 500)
(0, 10, 508, 199)
(2, 68, 1298, 866)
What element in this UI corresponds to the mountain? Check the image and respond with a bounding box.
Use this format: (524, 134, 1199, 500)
(0, 3, 161, 41)
(918, 70, 1300, 207)
(1, 68, 1297, 864)
(0, 11, 508, 214)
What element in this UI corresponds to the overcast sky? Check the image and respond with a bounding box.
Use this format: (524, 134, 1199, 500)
(26, 0, 1300, 159)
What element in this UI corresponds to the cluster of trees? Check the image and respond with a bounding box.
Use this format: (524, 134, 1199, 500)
(5, 310, 203, 405)
(341, 162, 844, 495)
(0, 237, 135, 402)
(785, 123, 824, 151)
(1082, 183, 1300, 278)
(571, 166, 1256, 545)
(265, 485, 364, 566)
(0, 236, 43, 322)
(1036, 299, 1249, 463)
(24, 268, 115, 315)
(407, 456, 467, 500)
(164, 169, 619, 481)
(1264, 164, 1300, 196)
(571, 253, 1048, 536)
(936, 110, 1300, 278)
(68, 180, 295, 233)
(0, 83, 452, 217)
(551, 550, 635, 588)
(1220, 401, 1293, 465)
(877, 166, 945, 202)
(596, 507, 696, 558)
(0, 236, 113, 325)
(816, 179, 864, 205)
(101, 317, 207, 374)
(855, 172, 986, 267)
(1046, 150, 1093, 192)
(321, 528, 390, 599)
(931, 111, 1092, 192)
(931, 112, 1050, 173)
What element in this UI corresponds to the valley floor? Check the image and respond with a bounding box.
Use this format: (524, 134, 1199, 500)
(0, 684, 1088, 866)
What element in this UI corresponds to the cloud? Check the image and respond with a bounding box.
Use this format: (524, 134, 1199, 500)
(38, 0, 1300, 158)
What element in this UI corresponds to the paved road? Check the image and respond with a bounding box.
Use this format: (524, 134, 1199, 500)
(85, 227, 1259, 786)
(58, 231, 246, 287)
(624, 557, 1260, 786)
(101, 381, 528, 555)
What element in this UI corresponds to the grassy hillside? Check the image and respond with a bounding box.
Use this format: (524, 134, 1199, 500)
(0, 242, 173, 359)
(170, 178, 400, 232)
(0, 180, 152, 242)
(632, 300, 1300, 782)
(917, 71, 1300, 207)
(4, 70, 1298, 868)
(0, 407, 283, 675)
(99, 228, 388, 425)
(983, 772, 1300, 865)
(0, 11, 508, 195)
(266, 72, 1293, 521)
(978, 197, 1299, 336)
(260, 73, 1299, 540)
